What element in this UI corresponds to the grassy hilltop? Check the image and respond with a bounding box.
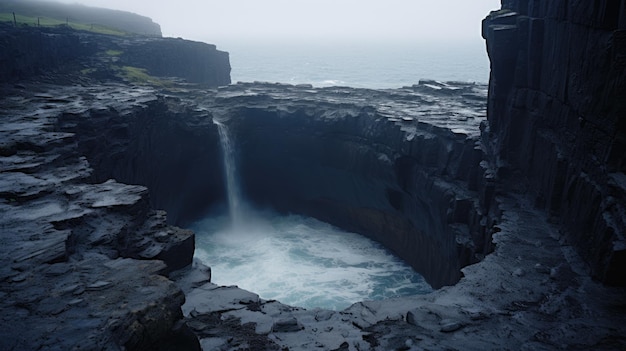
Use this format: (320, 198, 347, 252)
(0, 0, 161, 36)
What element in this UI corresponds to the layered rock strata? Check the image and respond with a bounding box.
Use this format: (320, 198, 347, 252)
(2, 79, 624, 350)
(0, 85, 197, 350)
(0, 23, 231, 86)
(62, 81, 494, 289)
(483, 0, 626, 285)
(213, 81, 495, 289)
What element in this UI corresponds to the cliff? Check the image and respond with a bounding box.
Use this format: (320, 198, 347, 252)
(16, 78, 619, 350)
(121, 38, 232, 86)
(58, 81, 494, 289)
(0, 84, 198, 350)
(2, 81, 624, 350)
(0, 23, 231, 86)
(483, 0, 626, 285)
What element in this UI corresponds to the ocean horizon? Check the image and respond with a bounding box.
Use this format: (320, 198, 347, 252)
(219, 40, 490, 89)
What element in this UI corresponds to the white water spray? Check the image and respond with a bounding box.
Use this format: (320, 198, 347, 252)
(213, 118, 242, 227)
(193, 212, 432, 310)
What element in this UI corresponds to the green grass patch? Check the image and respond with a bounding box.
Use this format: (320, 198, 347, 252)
(0, 12, 127, 36)
(105, 49, 123, 56)
(119, 66, 171, 87)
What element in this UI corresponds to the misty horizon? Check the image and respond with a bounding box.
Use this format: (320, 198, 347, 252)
(43, 0, 501, 47)
(9, 0, 500, 88)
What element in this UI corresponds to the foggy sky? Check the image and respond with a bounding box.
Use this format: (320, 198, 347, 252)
(51, 0, 501, 45)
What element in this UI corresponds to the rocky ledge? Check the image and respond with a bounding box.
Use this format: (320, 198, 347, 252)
(1, 80, 624, 350)
(0, 84, 197, 350)
(60, 80, 493, 289)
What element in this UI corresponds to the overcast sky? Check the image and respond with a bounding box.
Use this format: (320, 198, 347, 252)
(52, 0, 501, 45)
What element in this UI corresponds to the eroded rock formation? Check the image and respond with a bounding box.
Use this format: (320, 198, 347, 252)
(483, 0, 626, 285)
(209, 82, 495, 289)
(0, 85, 197, 350)
(61, 81, 493, 289)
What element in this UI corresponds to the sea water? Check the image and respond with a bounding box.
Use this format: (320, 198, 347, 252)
(191, 211, 432, 311)
(225, 40, 490, 89)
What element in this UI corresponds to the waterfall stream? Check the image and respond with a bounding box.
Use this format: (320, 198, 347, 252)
(213, 119, 242, 227)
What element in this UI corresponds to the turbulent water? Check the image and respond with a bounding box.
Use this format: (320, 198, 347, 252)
(192, 211, 432, 311)
(195, 118, 432, 310)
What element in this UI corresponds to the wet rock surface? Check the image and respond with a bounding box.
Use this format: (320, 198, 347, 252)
(176, 196, 626, 350)
(1, 79, 623, 350)
(0, 84, 197, 350)
(210, 81, 493, 289)
(57, 80, 492, 289)
(483, 0, 626, 285)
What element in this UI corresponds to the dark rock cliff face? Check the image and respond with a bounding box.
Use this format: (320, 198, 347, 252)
(0, 66, 621, 351)
(121, 39, 231, 86)
(61, 80, 625, 349)
(63, 82, 495, 289)
(483, 0, 626, 285)
(223, 84, 495, 289)
(0, 24, 231, 86)
(0, 23, 91, 82)
(58, 93, 225, 225)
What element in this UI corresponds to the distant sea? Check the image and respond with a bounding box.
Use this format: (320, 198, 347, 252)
(222, 40, 491, 89)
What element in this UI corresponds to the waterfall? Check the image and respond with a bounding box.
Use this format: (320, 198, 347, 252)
(196, 118, 431, 311)
(213, 118, 242, 227)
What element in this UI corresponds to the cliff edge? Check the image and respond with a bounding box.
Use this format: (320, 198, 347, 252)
(0, 23, 231, 86)
(483, 0, 626, 285)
